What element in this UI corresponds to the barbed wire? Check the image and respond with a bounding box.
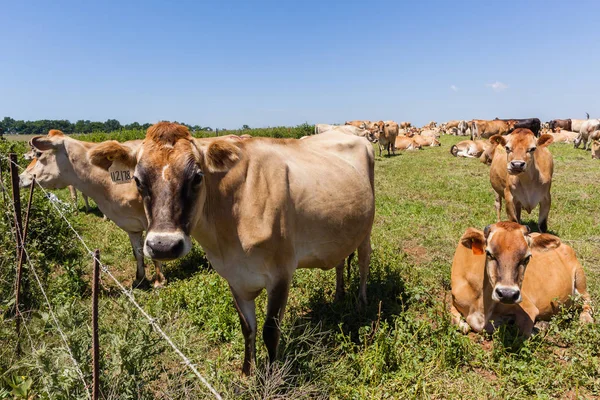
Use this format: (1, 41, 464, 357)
(0, 169, 91, 399)
(0, 153, 223, 400)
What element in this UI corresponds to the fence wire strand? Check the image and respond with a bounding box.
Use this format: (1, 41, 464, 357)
(1, 154, 223, 400)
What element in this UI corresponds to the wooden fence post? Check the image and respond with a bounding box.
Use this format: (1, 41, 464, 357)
(92, 249, 100, 400)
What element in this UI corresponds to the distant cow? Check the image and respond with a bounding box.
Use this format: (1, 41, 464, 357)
(457, 120, 470, 136)
(570, 118, 588, 134)
(592, 138, 600, 159)
(371, 120, 399, 156)
(489, 129, 554, 232)
(450, 139, 492, 164)
(450, 222, 593, 336)
(345, 120, 368, 129)
(575, 119, 600, 150)
(507, 118, 541, 136)
(471, 119, 516, 140)
(400, 121, 412, 129)
(549, 129, 578, 144)
(549, 119, 572, 131)
(413, 134, 440, 147)
(394, 136, 421, 150)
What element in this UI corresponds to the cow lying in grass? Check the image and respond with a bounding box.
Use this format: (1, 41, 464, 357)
(450, 221, 593, 337)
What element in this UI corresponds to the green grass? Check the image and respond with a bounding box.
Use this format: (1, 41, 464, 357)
(1, 134, 599, 399)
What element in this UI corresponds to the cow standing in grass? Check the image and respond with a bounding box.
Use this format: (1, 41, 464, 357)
(90, 122, 375, 375)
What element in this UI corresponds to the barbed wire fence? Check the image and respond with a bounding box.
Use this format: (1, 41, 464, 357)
(0, 153, 223, 400)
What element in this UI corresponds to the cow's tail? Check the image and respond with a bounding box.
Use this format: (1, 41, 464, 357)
(450, 144, 459, 157)
(586, 112, 590, 120)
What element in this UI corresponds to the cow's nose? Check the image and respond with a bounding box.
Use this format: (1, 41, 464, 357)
(495, 287, 521, 304)
(510, 160, 526, 170)
(145, 232, 185, 261)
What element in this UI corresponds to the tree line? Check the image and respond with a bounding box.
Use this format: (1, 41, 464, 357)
(0, 117, 214, 135)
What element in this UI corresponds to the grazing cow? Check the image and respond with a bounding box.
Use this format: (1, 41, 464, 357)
(549, 119, 572, 131)
(570, 118, 588, 134)
(489, 129, 554, 232)
(18, 130, 165, 288)
(450, 222, 593, 336)
(413, 134, 440, 147)
(400, 121, 412, 129)
(471, 119, 517, 140)
(450, 139, 492, 161)
(575, 119, 600, 150)
(23, 146, 92, 213)
(394, 136, 422, 150)
(371, 120, 398, 156)
(89, 122, 375, 375)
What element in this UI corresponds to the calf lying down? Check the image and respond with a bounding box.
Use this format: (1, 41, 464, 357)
(451, 222, 593, 337)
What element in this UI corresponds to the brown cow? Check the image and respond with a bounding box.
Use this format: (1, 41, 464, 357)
(549, 119, 572, 131)
(489, 129, 554, 232)
(451, 222, 593, 336)
(400, 121, 412, 129)
(471, 119, 517, 139)
(89, 123, 375, 375)
(394, 135, 422, 150)
(371, 120, 398, 156)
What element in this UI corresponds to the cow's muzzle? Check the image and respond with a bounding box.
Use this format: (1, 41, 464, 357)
(493, 286, 522, 304)
(144, 231, 191, 261)
(507, 160, 526, 174)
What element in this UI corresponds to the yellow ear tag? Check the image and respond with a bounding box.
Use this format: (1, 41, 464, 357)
(108, 160, 133, 185)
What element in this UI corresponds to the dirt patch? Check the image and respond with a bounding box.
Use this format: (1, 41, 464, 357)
(402, 240, 432, 264)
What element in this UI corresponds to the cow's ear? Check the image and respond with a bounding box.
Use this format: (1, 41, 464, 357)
(489, 134, 506, 147)
(529, 233, 561, 252)
(537, 134, 554, 147)
(88, 141, 137, 170)
(460, 228, 485, 255)
(203, 140, 242, 173)
(31, 136, 62, 151)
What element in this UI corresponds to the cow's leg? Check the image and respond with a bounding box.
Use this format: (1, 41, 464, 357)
(335, 260, 345, 301)
(515, 202, 522, 223)
(128, 232, 149, 288)
(152, 260, 166, 288)
(263, 278, 291, 366)
(450, 303, 470, 334)
(230, 286, 257, 376)
(68, 185, 78, 210)
(514, 301, 539, 337)
(494, 192, 502, 222)
(574, 133, 582, 148)
(391, 139, 396, 156)
(504, 188, 518, 222)
(574, 265, 594, 324)
(346, 252, 355, 283)
(538, 193, 551, 233)
(82, 193, 91, 213)
(357, 234, 372, 305)
(378, 143, 383, 157)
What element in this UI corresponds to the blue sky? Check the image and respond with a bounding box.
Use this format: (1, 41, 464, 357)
(1, 0, 599, 129)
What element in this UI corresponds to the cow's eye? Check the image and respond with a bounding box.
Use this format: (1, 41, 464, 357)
(134, 176, 144, 191)
(528, 147, 536, 153)
(505, 146, 511, 152)
(522, 255, 531, 265)
(192, 170, 204, 187)
(486, 250, 495, 260)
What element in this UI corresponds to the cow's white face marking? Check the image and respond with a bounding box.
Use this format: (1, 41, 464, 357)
(162, 164, 170, 181)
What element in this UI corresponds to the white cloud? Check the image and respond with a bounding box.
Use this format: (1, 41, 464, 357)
(486, 81, 508, 92)
(450, 85, 458, 92)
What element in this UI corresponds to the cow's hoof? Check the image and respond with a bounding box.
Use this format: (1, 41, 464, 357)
(580, 312, 594, 324)
(153, 278, 167, 289)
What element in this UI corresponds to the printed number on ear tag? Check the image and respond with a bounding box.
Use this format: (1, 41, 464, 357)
(108, 160, 133, 185)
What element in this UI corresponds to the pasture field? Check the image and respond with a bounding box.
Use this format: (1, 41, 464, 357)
(1, 133, 599, 399)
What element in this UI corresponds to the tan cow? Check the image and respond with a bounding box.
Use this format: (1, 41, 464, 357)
(575, 119, 600, 150)
(457, 120, 470, 136)
(394, 135, 421, 150)
(471, 119, 517, 139)
(420, 129, 440, 139)
(316, 124, 375, 141)
(345, 120, 367, 129)
(371, 120, 398, 156)
(450, 139, 492, 163)
(592, 139, 600, 159)
(400, 121, 412, 129)
(412, 134, 440, 147)
(489, 129, 554, 232)
(23, 145, 92, 213)
(18, 130, 165, 288)
(89, 122, 375, 375)
(570, 118, 588, 134)
(549, 129, 578, 144)
(451, 222, 593, 336)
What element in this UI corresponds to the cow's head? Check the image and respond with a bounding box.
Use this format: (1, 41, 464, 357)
(19, 130, 70, 189)
(490, 129, 553, 175)
(369, 121, 385, 140)
(460, 222, 561, 304)
(89, 122, 242, 261)
(506, 120, 518, 133)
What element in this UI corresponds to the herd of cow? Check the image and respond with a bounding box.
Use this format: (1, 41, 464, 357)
(15, 118, 595, 374)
